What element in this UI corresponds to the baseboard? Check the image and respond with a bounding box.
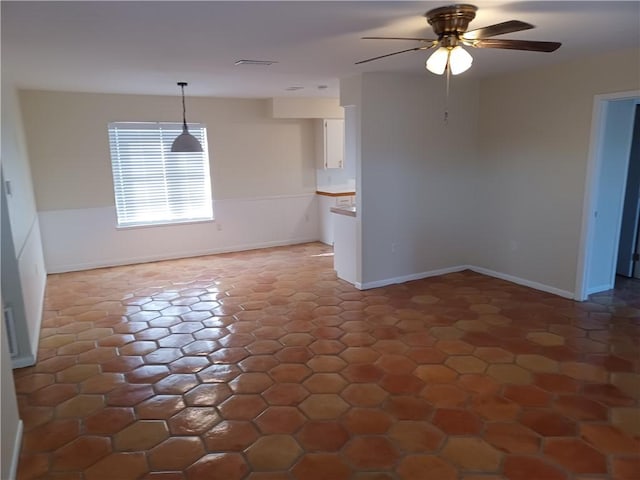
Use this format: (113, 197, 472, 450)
(47, 237, 320, 274)
(354, 264, 574, 299)
(585, 284, 613, 296)
(469, 266, 575, 299)
(8, 420, 23, 480)
(356, 265, 468, 290)
(48, 243, 576, 300)
(12, 353, 36, 369)
(29, 282, 45, 366)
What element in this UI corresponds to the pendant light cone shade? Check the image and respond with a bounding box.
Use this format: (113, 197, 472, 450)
(426, 47, 450, 75)
(172, 128, 203, 152)
(426, 45, 473, 75)
(171, 82, 203, 153)
(449, 46, 473, 75)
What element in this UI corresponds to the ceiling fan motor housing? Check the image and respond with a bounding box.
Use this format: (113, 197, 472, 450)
(426, 3, 477, 42)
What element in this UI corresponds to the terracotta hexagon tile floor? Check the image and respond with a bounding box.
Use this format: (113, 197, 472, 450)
(13, 242, 640, 479)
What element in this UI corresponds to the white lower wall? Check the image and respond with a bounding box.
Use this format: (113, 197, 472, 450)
(40, 194, 320, 273)
(1, 311, 22, 480)
(15, 218, 46, 366)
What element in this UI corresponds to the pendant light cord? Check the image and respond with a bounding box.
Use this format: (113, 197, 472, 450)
(178, 82, 188, 132)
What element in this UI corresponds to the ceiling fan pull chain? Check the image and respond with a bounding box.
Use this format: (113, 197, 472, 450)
(444, 61, 451, 123)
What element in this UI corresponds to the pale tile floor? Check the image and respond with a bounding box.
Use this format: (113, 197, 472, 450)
(13, 242, 640, 479)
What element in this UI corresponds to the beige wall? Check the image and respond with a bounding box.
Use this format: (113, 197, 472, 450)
(20, 91, 317, 211)
(2, 85, 39, 252)
(18, 49, 640, 294)
(347, 48, 640, 294)
(357, 72, 479, 285)
(474, 48, 640, 293)
(270, 97, 343, 119)
(20, 91, 320, 272)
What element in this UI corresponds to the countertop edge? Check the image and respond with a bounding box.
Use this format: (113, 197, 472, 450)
(316, 190, 356, 197)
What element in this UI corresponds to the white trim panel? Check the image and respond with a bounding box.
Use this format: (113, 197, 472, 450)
(16, 218, 46, 365)
(46, 238, 319, 274)
(39, 194, 320, 273)
(8, 420, 23, 480)
(12, 354, 37, 369)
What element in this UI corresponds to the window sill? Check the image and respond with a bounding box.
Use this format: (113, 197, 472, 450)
(116, 218, 215, 230)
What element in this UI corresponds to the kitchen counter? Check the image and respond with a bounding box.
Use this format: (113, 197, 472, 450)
(330, 205, 356, 217)
(316, 188, 356, 197)
(317, 187, 356, 245)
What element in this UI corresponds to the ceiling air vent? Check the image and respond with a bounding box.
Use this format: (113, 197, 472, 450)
(234, 60, 278, 66)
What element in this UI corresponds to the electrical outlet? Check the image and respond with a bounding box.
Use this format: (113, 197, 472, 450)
(391, 242, 398, 253)
(304, 214, 309, 222)
(216, 223, 222, 231)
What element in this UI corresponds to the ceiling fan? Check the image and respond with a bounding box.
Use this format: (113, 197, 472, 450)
(356, 4, 561, 75)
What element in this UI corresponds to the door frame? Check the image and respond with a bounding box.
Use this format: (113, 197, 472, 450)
(616, 104, 640, 278)
(575, 90, 640, 301)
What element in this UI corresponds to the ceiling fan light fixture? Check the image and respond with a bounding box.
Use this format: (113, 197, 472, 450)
(425, 46, 449, 75)
(449, 46, 473, 75)
(425, 45, 473, 75)
(171, 82, 203, 153)
(358, 4, 560, 74)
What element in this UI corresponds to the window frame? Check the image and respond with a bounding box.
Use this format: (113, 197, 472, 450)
(107, 121, 214, 229)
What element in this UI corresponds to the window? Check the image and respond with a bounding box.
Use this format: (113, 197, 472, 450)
(108, 122, 213, 227)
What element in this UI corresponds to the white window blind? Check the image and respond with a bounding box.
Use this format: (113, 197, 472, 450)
(108, 122, 213, 227)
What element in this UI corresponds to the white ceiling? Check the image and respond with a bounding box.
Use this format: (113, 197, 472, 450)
(2, 1, 639, 98)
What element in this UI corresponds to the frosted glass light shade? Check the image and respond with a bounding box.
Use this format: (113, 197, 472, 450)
(426, 46, 473, 76)
(449, 46, 473, 75)
(171, 128, 203, 152)
(426, 47, 449, 75)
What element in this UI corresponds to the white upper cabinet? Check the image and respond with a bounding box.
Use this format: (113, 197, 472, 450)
(316, 119, 344, 169)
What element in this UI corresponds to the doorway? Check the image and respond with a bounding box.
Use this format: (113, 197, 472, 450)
(576, 91, 640, 300)
(616, 105, 640, 278)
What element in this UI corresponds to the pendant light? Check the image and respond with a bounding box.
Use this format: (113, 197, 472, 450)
(171, 82, 203, 153)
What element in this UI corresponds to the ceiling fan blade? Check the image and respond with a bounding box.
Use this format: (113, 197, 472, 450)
(355, 45, 433, 65)
(472, 38, 561, 52)
(463, 20, 534, 40)
(362, 36, 437, 44)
